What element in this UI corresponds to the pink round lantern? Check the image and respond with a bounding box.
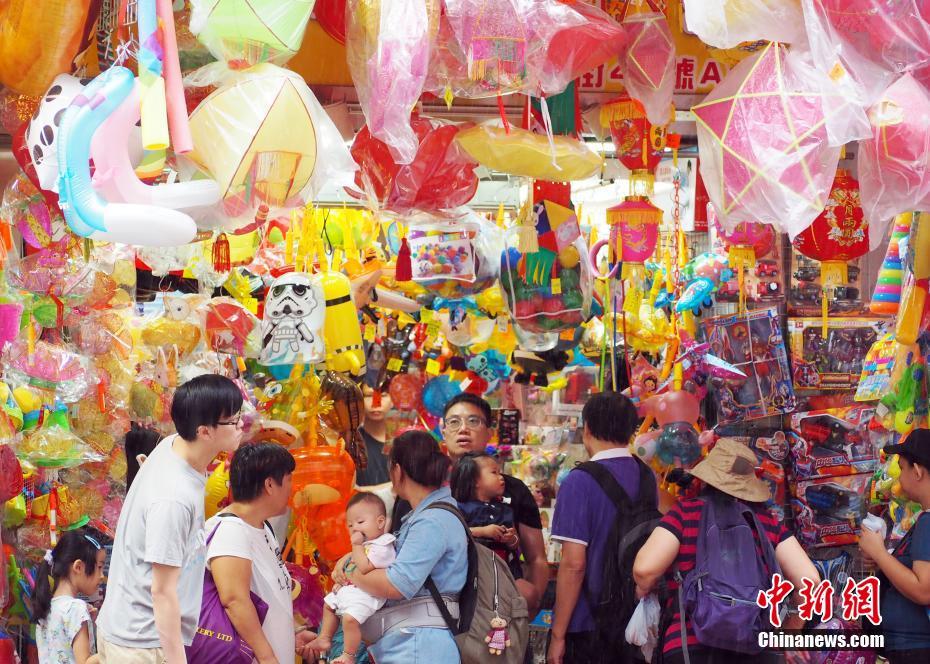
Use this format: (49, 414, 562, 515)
(710, 204, 775, 259)
(607, 195, 663, 280)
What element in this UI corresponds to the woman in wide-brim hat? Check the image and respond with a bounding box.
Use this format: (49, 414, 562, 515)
(632, 438, 820, 664)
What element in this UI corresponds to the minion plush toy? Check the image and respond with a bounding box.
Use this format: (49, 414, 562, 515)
(320, 270, 366, 380)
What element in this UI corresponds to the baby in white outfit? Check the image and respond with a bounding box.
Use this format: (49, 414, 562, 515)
(310, 492, 395, 663)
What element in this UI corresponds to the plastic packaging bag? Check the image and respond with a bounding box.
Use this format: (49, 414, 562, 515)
(620, 11, 675, 126)
(346, 0, 439, 164)
(625, 594, 661, 662)
(682, 0, 805, 49)
(694, 43, 864, 237)
(858, 74, 930, 239)
(800, 0, 930, 109)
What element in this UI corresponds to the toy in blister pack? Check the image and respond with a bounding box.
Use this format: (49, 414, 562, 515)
(789, 252, 868, 316)
(496, 409, 520, 448)
(792, 473, 870, 547)
(788, 318, 889, 390)
(874, 345, 928, 435)
(788, 406, 888, 481)
(701, 307, 796, 423)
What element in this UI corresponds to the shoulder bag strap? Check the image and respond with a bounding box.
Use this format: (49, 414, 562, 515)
(575, 460, 632, 511)
(635, 457, 659, 507)
(422, 502, 473, 634)
(207, 512, 241, 546)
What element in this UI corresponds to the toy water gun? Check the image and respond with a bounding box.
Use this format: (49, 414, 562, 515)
(4, 549, 29, 623)
(877, 356, 926, 435)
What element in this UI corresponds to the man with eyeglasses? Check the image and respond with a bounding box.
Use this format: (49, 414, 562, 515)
(391, 393, 549, 614)
(97, 374, 245, 664)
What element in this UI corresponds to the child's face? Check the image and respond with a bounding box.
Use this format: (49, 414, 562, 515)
(899, 457, 926, 501)
(346, 502, 387, 542)
(76, 549, 106, 597)
(476, 458, 505, 501)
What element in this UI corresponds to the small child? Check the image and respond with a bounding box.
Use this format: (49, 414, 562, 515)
(859, 430, 930, 662)
(450, 452, 522, 579)
(310, 492, 396, 664)
(34, 529, 107, 664)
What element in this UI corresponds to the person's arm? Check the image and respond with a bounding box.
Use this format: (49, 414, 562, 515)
(548, 541, 586, 664)
(860, 526, 930, 604)
(71, 622, 94, 664)
(774, 536, 821, 591)
(351, 541, 376, 575)
(211, 556, 277, 664)
(518, 523, 550, 602)
(152, 563, 185, 664)
(632, 528, 680, 597)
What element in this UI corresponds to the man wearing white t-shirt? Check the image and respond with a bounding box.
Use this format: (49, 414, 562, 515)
(205, 442, 297, 664)
(97, 375, 245, 664)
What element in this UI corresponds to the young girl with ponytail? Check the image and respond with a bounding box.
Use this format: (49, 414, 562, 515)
(34, 529, 107, 664)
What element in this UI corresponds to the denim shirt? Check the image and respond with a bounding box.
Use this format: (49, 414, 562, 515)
(385, 487, 468, 603)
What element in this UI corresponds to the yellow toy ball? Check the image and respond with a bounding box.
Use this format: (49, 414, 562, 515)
(558, 246, 581, 269)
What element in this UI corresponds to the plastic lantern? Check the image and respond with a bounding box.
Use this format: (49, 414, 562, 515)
(315, 0, 347, 44)
(606, 196, 663, 282)
(600, 96, 672, 179)
(871, 215, 911, 316)
(801, 0, 930, 105)
(346, 0, 439, 164)
(858, 74, 930, 232)
(290, 442, 355, 569)
(792, 170, 869, 288)
(681, 0, 805, 49)
(618, 8, 676, 126)
(693, 43, 851, 237)
(190, 0, 316, 68)
(187, 64, 354, 212)
(0, 0, 98, 96)
(348, 116, 479, 214)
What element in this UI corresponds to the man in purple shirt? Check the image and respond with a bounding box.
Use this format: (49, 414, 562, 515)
(548, 392, 652, 664)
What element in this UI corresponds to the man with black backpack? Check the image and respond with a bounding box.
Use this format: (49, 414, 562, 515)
(548, 392, 661, 664)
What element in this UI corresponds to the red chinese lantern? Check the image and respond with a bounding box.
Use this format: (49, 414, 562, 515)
(793, 170, 869, 287)
(600, 96, 672, 176)
(607, 195, 663, 281)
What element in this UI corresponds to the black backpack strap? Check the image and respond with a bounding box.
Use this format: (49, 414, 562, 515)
(421, 502, 475, 635)
(575, 461, 632, 510)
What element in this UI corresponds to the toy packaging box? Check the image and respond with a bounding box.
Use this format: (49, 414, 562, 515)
(701, 307, 796, 424)
(788, 405, 888, 481)
(788, 254, 869, 316)
(788, 318, 889, 390)
(855, 333, 899, 401)
(792, 473, 870, 547)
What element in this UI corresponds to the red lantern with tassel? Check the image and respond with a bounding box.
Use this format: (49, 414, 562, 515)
(606, 195, 663, 281)
(793, 170, 869, 287)
(600, 96, 673, 185)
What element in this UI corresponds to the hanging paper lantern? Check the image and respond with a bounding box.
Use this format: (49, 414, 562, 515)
(858, 74, 930, 235)
(793, 170, 869, 287)
(693, 43, 855, 238)
(618, 8, 676, 126)
(315, 0, 347, 44)
(606, 196, 663, 281)
(600, 96, 672, 182)
(710, 203, 775, 311)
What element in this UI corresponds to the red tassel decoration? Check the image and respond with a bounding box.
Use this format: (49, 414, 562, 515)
(372, 389, 382, 408)
(395, 237, 412, 282)
(213, 232, 231, 272)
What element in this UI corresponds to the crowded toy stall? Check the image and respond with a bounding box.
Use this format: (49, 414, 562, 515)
(0, 1, 929, 663)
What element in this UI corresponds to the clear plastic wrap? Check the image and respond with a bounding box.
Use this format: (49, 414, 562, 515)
(800, 0, 930, 108)
(346, 0, 439, 165)
(405, 208, 504, 297)
(858, 74, 930, 239)
(3, 340, 90, 404)
(500, 231, 592, 340)
(619, 11, 676, 126)
(201, 297, 262, 358)
(189, 0, 315, 68)
(6, 241, 96, 299)
(455, 123, 602, 181)
(185, 63, 356, 219)
(348, 115, 479, 214)
(682, 0, 805, 49)
(693, 43, 861, 237)
(16, 423, 103, 469)
(0, 173, 68, 250)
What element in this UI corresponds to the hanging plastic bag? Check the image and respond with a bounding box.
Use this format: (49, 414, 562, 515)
(682, 0, 805, 49)
(619, 11, 675, 126)
(625, 594, 661, 663)
(346, 0, 439, 164)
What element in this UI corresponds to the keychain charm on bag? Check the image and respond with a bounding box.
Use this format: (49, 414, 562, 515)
(485, 614, 511, 656)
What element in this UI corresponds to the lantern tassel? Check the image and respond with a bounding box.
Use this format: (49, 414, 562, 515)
(212, 233, 231, 272)
(395, 237, 412, 282)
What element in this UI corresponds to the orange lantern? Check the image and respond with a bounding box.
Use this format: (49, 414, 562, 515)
(288, 442, 355, 569)
(793, 170, 869, 288)
(607, 195, 664, 281)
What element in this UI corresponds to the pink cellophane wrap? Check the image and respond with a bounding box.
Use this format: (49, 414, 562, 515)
(619, 11, 675, 126)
